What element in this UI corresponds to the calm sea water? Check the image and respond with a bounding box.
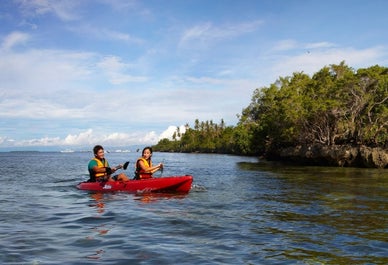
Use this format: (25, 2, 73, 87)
(0, 151, 387, 265)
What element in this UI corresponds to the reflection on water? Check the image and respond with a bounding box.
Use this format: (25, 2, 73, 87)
(85, 193, 110, 260)
(89, 193, 106, 214)
(237, 160, 388, 264)
(133, 192, 189, 203)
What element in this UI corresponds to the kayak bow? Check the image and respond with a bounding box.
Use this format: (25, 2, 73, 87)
(77, 175, 193, 193)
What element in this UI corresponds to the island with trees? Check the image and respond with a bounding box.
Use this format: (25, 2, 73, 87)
(153, 62, 387, 168)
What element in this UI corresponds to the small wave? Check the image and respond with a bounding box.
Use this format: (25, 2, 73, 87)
(191, 184, 207, 192)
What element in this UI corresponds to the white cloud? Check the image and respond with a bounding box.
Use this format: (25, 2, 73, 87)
(64, 129, 95, 145)
(273, 40, 336, 52)
(0, 48, 95, 96)
(101, 29, 144, 44)
(17, 0, 81, 21)
(158, 125, 187, 140)
(272, 39, 298, 51)
(18, 136, 62, 147)
(1, 31, 30, 50)
(67, 24, 145, 45)
(0, 125, 187, 148)
(268, 43, 388, 82)
(179, 20, 263, 48)
(97, 56, 148, 84)
(98, 0, 139, 12)
(0, 136, 12, 145)
(305, 42, 336, 49)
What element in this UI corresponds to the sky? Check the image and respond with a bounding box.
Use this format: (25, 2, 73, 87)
(0, 0, 387, 151)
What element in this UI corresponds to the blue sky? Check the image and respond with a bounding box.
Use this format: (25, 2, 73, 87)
(0, 0, 387, 150)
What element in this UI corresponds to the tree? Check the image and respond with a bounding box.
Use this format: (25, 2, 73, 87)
(153, 63, 387, 156)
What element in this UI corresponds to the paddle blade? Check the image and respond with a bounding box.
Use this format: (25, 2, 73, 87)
(123, 161, 129, 170)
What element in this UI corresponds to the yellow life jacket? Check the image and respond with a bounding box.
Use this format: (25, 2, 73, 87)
(93, 158, 108, 179)
(135, 158, 153, 179)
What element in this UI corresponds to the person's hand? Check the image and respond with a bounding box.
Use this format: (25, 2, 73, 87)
(159, 163, 163, 169)
(112, 164, 123, 172)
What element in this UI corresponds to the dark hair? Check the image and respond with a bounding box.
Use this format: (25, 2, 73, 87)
(93, 145, 104, 155)
(142, 146, 153, 155)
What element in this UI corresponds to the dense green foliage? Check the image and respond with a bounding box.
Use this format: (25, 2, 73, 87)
(153, 63, 388, 155)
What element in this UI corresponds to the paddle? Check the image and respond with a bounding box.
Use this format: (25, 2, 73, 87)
(100, 161, 130, 182)
(158, 162, 164, 177)
(112, 161, 129, 172)
(119, 161, 129, 170)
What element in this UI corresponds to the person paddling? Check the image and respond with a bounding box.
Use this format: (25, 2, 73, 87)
(88, 145, 129, 182)
(134, 146, 163, 180)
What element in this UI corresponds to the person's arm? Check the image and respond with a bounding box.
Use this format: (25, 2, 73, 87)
(107, 161, 123, 172)
(91, 162, 120, 175)
(150, 163, 163, 174)
(91, 165, 107, 174)
(138, 160, 163, 174)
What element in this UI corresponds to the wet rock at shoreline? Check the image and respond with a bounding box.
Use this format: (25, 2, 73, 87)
(271, 144, 388, 168)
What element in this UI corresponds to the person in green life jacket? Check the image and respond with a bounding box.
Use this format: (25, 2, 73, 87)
(88, 145, 129, 182)
(134, 146, 163, 180)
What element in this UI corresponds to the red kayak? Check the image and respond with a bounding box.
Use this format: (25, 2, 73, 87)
(76, 175, 193, 193)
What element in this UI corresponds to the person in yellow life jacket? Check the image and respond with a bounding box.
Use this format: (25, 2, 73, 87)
(134, 146, 163, 180)
(88, 145, 129, 182)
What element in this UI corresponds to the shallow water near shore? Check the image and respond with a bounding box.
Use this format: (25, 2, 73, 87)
(0, 151, 387, 264)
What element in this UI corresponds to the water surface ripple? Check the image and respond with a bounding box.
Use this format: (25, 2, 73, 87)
(0, 152, 387, 264)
